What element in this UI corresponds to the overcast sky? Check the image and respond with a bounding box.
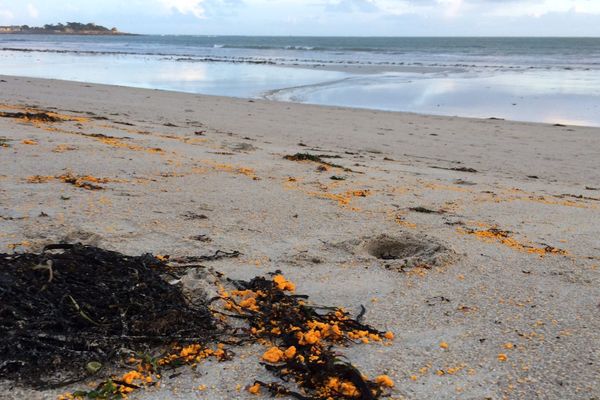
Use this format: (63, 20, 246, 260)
(0, 0, 599, 36)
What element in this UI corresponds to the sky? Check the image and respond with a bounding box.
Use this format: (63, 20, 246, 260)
(0, 0, 599, 36)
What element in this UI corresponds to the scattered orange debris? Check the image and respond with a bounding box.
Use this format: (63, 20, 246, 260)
(7, 241, 31, 250)
(238, 167, 259, 180)
(94, 136, 164, 154)
(262, 347, 285, 363)
(21, 139, 38, 145)
(458, 227, 568, 257)
(273, 275, 296, 292)
(120, 370, 146, 393)
(27, 175, 54, 184)
(284, 346, 297, 359)
(305, 189, 371, 209)
(248, 383, 261, 394)
(389, 210, 417, 228)
(435, 364, 467, 376)
(394, 216, 417, 229)
(498, 353, 508, 362)
(323, 377, 360, 397)
(26, 173, 113, 190)
(156, 343, 227, 368)
(298, 330, 321, 345)
(52, 144, 77, 153)
(374, 375, 394, 388)
(201, 160, 259, 180)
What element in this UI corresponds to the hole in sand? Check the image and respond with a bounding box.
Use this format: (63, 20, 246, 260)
(363, 233, 455, 269)
(367, 238, 428, 260)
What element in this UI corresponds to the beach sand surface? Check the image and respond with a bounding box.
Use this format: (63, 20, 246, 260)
(0, 75, 599, 399)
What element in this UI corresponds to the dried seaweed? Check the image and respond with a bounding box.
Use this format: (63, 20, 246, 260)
(450, 167, 478, 173)
(409, 206, 444, 214)
(284, 153, 344, 169)
(0, 111, 62, 122)
(0, 244, 216, 388)
(285, 153, 327, 163)
(431, 165, 478, 173)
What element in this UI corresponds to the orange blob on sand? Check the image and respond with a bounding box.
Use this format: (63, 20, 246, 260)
(262, 347, 284, 363)
(248, 383, 261, 394)
(273, 274, 296, 291)
(375, 375, 394, 388)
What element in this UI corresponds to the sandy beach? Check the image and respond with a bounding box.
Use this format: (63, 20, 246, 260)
(1, 75, 599, 399)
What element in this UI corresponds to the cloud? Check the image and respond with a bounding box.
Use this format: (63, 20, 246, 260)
(482, 0, 600, 17)
(321, 0, 469, 16)
(325, 0, 379, 13)
(437, 0, 464, 17)
(202, 0, 245, 17)
(321, 0, 600, 18)
(156, 0, 244, 18)
(0, 8, 13, 22)
(27, 3, 39, 18)
(158, 0, 206, 18)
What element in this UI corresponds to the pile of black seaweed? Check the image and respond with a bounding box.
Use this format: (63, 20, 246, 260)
(0, 244, 216, 388)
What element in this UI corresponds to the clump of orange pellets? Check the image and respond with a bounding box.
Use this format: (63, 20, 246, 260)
(220, 272, 395, 399)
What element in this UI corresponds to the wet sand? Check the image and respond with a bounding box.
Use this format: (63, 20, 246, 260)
(0, 75, 599, 399)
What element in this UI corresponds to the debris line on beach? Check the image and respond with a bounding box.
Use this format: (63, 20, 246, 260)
(284, 153, 345, 169)
(0, 111, 63, 122)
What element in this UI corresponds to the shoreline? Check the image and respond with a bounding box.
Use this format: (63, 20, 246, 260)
(1, 71, 600, 128)
(2, 74, 600, 184)
(2, 41, 599, 126)
(2, 73, 600, 127)
(1, 75, 599, 399)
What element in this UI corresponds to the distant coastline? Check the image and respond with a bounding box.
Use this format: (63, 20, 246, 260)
(0, 22, 130, 35)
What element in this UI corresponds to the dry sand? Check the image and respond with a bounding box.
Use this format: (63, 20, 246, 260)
(0, 75, 599, 400)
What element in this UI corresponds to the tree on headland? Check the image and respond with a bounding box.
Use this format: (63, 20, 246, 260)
(1, 22, 124, 34)
(40, 22, 111, 32)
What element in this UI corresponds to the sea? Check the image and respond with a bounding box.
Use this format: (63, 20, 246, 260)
(1, 35, 599, 126)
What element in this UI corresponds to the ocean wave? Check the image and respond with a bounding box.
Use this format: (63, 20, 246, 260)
(1, 45, 598, 72)
(217, 44, 326, 51)
(284, 45, 315, 50)
(217, 44, 394, 52)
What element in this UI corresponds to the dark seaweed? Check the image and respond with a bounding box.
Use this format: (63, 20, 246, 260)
(0, 244, 216, 388)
